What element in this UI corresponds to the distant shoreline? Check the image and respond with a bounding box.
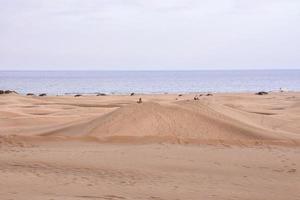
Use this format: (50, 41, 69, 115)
(1, 69, 300, 72)
(1, 90, 299, 97)
(2, 90, 300, 96)
(1, 70, 300, 94)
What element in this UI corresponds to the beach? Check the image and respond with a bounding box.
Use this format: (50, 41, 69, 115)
(1, 92, 300, 199)
(2, 0, 300, 198)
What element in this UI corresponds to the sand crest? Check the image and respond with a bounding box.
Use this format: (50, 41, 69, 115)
(1, 92, 300, 199)
(1, 92, 299, 146)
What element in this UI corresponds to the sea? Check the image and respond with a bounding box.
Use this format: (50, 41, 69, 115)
(0, 70, 299, 95)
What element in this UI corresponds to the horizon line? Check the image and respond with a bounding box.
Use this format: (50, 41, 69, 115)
(1, 68, 300, 72)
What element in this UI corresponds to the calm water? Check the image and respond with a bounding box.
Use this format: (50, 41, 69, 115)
(0, 70, 299, 94)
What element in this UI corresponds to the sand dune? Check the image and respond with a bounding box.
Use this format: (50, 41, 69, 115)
(1, 92, 300, 146)
(1, 142, 299, 200)
(1, 92, 300, 200)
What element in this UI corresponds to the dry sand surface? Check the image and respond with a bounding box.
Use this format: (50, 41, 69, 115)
(0, 92, 300, 199)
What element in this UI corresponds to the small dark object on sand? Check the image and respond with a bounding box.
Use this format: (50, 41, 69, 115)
(74, 94, 82, 97)
(194, 96, 199, 100)
(206, 93, 213, 96)
(97, 93, 106, 96)
(4, 90, 14, 94)
(137, 98, 142, 103)
(178, 94, 183, 97)
(26, 93, 35, 96)
(39, 93, 47, 97)
(1, 90, 18, 94)
(256, 91, 268, 95)
(130, 93, 135, 96)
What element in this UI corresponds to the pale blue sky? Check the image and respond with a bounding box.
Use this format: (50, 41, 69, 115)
(0, 0, 300, 70)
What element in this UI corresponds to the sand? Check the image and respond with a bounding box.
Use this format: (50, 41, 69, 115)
(0, 92, 299, 199)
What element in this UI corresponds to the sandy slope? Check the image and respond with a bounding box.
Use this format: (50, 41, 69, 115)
(0, 92, 300, 199)
(0, 92, 300, 145)
(0, 142, 299, 200)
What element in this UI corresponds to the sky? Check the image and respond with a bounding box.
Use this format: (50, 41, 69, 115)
(0, 0, 300, 70)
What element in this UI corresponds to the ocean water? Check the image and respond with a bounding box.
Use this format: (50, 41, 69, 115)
(0, 70, 299, 95)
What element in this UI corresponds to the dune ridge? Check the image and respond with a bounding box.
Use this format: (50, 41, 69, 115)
(1, 92, 300, 146)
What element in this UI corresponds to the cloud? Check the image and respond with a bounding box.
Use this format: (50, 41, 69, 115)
(0, 0, 299, 70)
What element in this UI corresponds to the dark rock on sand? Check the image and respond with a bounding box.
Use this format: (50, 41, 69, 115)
(130, 93, 135, 96)
(178, 94, 183, 97)
(26, 93, 35, 96)
(194, 96, 199, 100)
(39, 93, 47, 97)
(256, 91, 268, 95)
(206, 93, 213, 96)
(5, 90, 17, 94)
(0, 90, 18, 94)
(97, 93, 106, 96)
(74, 94, 82, 97)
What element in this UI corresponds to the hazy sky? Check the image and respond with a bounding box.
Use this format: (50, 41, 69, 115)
(1, 0, 300, 70)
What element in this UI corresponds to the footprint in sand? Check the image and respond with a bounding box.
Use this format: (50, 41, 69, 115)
(287, 169, 297, 173)
(272, 169, 284, 173)
(102, 195, 126, 199)
(149, 196, 163, 200)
